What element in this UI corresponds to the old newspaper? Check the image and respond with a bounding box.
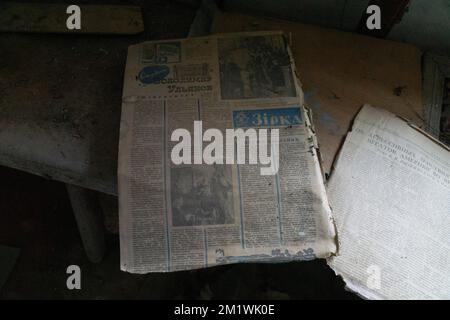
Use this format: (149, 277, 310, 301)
(118, 31, 337, 273)
(327, 105, 450, 299)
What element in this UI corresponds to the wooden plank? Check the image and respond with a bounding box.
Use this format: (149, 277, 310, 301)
(222, 0, 371, 31)
(212, 12, 424, 173)
(0, 2, 144, 35)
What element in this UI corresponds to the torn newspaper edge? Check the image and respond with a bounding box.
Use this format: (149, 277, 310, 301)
(327, 104, 450, 299)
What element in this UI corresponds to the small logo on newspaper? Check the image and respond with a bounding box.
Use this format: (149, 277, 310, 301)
(137, 65, 170, 85)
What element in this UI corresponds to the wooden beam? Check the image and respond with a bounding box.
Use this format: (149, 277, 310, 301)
(0, 2, 144, 35)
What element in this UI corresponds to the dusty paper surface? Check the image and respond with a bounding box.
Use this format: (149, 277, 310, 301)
(118, 31, 336, 273)
(327, 105, 450, 299)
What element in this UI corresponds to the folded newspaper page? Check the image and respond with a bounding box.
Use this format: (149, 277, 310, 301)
(118, 31, 337, 273)
(327, 105, 450, 299)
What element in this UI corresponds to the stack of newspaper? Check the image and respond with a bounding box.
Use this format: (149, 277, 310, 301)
(118, 32, 450, 299)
